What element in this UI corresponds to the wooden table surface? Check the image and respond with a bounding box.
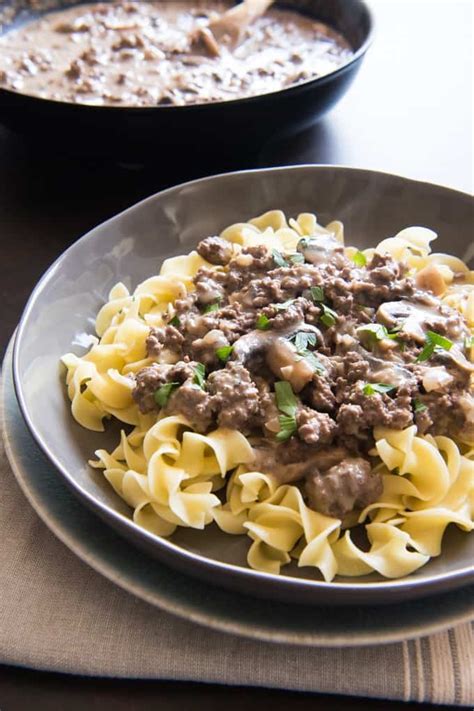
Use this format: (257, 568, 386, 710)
(0, 0, 472, 708)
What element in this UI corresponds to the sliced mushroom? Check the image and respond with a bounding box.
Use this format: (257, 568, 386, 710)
(376, 300, 445, 343)
(297, 234, 342, 265)
(365, 353, 415, 387)
(266, 337, 315, 392)
(232, 322, 321, 370)
(231, 329, 275, 363)
(440, 346, 474, 373)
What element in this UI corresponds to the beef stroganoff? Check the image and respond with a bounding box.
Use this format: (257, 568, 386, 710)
(62, 210, 474, 581)
(0, 1, 352, 107)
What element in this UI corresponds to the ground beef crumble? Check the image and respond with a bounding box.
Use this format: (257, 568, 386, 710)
(131, 230, 473, 519)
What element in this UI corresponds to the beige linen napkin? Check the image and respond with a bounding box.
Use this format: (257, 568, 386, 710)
(0, 409, 472, 705)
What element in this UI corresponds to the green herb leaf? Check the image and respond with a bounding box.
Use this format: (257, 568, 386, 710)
(292, 331, 317, 352)
(413, 399, 427, 413)
(216, 345, 234, 363)
(272, 249, 288, 268)
(274, 299, 295, 311)
(169, 315, 180, 327)
(193, 363, 206, 389)
(289, 252, 305, 264)
(320, 303, 337, 328)
(274, 380, 298, 418)
(276, 414, 298, 441)
(301, 351, 326, 375)
(416, 330, 453, 362)
(310, 286, 325, 303)
(351, 250, 367, 267)
(363, 382, 397, 396)
(154, 382, 179, 408)
(426, 331, 453, 351)
(203, 301, 220, 314)
(358, 323, 389, 341)
(256, 314, 271, 330)
(465, 335, 474, 349)
(289, 332, 325, 374)
(416, 342, 436, 362)
(357, 323, 402, 344)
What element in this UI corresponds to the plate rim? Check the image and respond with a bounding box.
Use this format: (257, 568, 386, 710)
(11, 165, 474, 603)
(3, 341, 474, 646)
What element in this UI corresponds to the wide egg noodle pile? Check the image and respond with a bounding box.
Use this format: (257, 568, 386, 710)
(62, 210, 474, 581)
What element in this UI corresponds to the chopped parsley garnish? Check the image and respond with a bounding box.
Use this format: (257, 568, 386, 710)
(274, 380, 298, 417)
(309, 286, 337, 327)
(357, 323, 401, 341)
(310, 286, 325, 303)
(465, 335, 474, 349)
(203, 301, 221, 314)
(351, 250, 367, 267)
(320, 303, 338, 328)
(272, 249, 305, 267)
(363, 382, 397, 396)
(193, 363, 206, 389)
(272, 249, 288, 268)
(169, 315, 180, 327)
(416, 330, 453, 362)
(256, 313, 271, 330)
(289, 252, 305, 264)
(276, 415, 298, 441)
(274, 380, 298, 441)
(413, 399, 427, 413)
(216, 345, 234, 363)
(154, 382, 179, 408)
(416, 341, 435, 362)
(301, 351, 326, 375)
(358, 323, 389, 341)
(292, 331, 317, 352)
(274, 299, 295, 311)
(426, 331, 453, 350)
(289, 331, 325, 374)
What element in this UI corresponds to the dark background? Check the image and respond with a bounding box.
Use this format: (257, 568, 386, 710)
(0, 0, 472, 708)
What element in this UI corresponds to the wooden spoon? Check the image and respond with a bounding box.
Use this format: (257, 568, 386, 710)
(192, 0, 275, 57)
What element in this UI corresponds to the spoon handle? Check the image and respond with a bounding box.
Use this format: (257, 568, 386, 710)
(209, 0, 275, 44)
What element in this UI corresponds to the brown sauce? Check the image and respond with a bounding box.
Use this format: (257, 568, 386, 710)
(0, 1, 353, 106)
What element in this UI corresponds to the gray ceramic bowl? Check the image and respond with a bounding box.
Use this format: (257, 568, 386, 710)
(13, 166, 474, 605)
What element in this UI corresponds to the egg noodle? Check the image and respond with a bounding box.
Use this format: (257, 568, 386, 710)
(62, 211, 474, 580)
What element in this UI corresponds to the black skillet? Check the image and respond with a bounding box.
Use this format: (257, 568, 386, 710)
(0, 0, 374, 159)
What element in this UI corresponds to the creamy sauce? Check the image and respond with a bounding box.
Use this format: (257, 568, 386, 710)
(298, 234, 342, 265)
(0, 1, 353, 106)
(377, 300, 447, 342)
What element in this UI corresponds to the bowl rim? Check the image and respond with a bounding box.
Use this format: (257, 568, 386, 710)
(12, 164, 474, 601)
(0, 0, 375, 112)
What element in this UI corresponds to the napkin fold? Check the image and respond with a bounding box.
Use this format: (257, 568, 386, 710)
(0, 396, 472, 705)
